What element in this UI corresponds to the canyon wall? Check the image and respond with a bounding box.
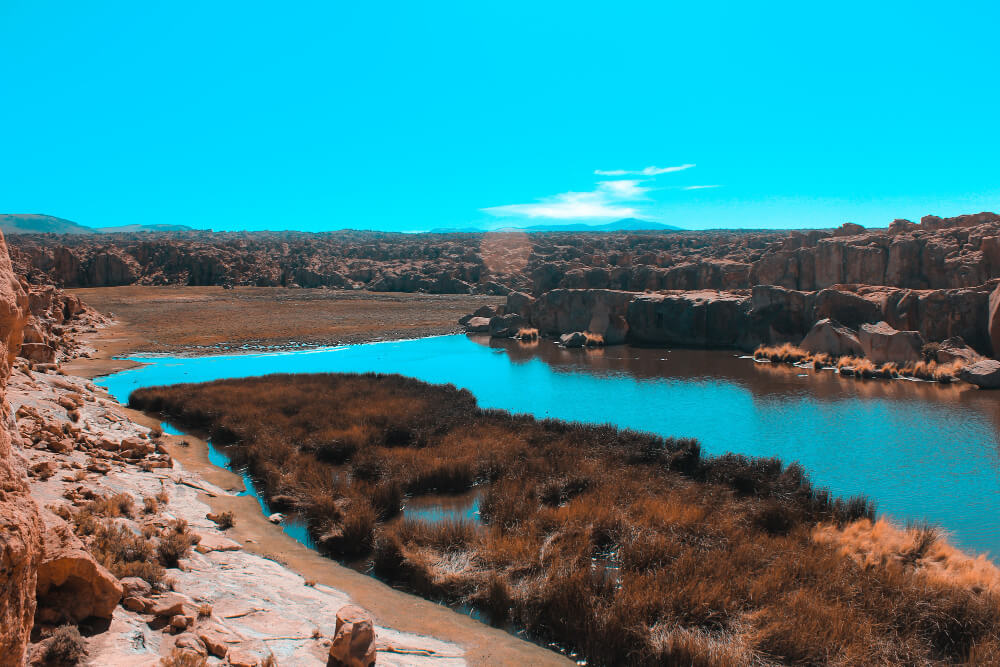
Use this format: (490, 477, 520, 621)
(501, 282, 999, 356)
(0, 231, 39, 665)
(8, 212, 1000, 295)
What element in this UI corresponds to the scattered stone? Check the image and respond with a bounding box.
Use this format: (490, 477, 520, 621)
(173, 632, 208, 656)
(150, 592, 190, 618)
(329, 605, 377, 667)
(267, 512, 283, 524)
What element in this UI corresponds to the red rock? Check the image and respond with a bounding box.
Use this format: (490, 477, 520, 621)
(329, 604, 377, 667)
(35, 509, 123, 624)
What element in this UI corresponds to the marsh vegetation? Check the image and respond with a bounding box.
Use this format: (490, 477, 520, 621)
(130, 373, 1000, 665)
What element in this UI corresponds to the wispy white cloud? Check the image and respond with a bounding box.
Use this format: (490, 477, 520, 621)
(482, 165, 712, 220)
(483, 190, 638, 219)
(594, 164, 696, 176)
(683, 184, 720, 190)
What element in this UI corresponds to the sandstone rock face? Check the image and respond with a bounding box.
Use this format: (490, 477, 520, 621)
(329, 604, 377, 667)
(530, 289, 633, 344)
(960, 359, 1000, 388)
(989, 282, 1000, 357)
(35, 509, 122, 624)
(0, 230, 39, 666)
(858, 322, 924, 363)
(800, 319, 864, 357)
(627, 291, 748, 347)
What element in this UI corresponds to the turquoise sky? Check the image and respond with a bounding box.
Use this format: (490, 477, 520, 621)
(2, 1, 998, 232)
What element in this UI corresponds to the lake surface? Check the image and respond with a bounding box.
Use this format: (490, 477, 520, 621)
(97, 334, 1000, 558)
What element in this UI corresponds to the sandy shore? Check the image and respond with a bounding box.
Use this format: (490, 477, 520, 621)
(60, 288, 570, 666)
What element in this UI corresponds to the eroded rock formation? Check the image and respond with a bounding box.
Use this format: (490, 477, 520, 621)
(9, 212, 1000, 297)
(0, 230, 40, 665)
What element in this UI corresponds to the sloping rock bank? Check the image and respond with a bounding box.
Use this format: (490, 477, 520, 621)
(468, 280, 1000, 358)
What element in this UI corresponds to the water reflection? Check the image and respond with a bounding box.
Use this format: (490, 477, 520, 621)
(100, 335, 1000, 558)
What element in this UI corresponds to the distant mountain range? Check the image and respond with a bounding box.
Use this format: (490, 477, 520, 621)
(431, 218, 683, 233)
(0, 214, 195, 235)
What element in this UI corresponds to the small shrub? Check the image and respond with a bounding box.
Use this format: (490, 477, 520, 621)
(43, 625, 87, 666)
(212, 510, 236, 530)
(197, 603, 213, 618)
(921, 342, 942, 363)
(159, 648, 207, 667)
(155, 488, 170, 505)
(157, 520, 198, 568)
(143, 497, 159, 514)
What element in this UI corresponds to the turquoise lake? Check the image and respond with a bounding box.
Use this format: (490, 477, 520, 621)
(95, 334, 1000, 559)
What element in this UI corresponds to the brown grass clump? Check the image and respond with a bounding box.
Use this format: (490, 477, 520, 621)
(583, 331, 605, 347)
(157, 519, 198, 568)
(43, 625, 87, 666)
(159, 648, 208, 667)
(88, 520, 165, 586)
(143, 497, 159, 514)
(129, 373, 999, 666)
(815, 518, 1000, 595)
(212, 510, 236, 530)
(516, 327, 539, 341)
(753, 343, 810, 364)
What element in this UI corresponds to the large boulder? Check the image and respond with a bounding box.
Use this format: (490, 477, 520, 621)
(858, 321, 924, 363)
(35, 509, 123, 624)
(463, 316, 491, 333)
(329, 604, 377, 667)
(936, 336, 980, 364)
(799, 319, 863, 357)
(960, 359, 1000, 388)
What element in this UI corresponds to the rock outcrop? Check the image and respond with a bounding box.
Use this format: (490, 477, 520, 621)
(0, 230, 39, 665)
(34, 509, 122, 624)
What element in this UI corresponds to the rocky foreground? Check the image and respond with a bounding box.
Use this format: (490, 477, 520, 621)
(0, 232, 487, 666)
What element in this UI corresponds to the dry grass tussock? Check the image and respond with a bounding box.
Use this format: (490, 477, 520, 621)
(755, 345, 966, 382)
(815, 518, 1000, 595)
(130, 373, 999, 666)
(516, 327, 539, 341)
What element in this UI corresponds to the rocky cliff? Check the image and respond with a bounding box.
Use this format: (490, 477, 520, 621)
(8, 212, 1000, 296)
(0, 230, 40, 665)
(482, 281, 1000, 357)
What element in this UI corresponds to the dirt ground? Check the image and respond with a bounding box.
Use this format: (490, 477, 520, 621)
(69, 286, 502, 353)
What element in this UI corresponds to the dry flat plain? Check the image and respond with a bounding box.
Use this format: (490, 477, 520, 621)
(69, 286, 503, 353)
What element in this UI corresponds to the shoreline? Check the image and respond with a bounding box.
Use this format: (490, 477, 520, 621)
(66, 316, 572, 666)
